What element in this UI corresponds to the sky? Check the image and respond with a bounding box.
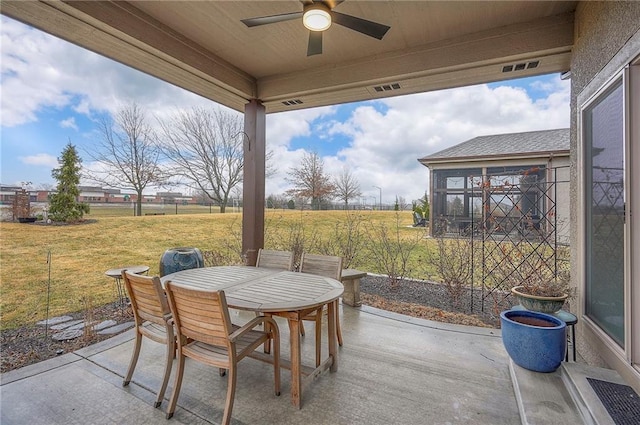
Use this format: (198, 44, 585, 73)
(0, 16, 570, 205)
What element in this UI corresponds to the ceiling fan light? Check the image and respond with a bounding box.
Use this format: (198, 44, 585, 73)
(303, 5, 331, 31)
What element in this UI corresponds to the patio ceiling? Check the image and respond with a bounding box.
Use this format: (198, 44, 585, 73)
(2, 1, 576, 114)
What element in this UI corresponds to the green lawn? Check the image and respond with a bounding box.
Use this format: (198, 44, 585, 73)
(0, 210, 434, 330)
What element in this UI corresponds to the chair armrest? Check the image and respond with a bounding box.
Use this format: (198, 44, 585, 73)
(229, 315, 279, 342)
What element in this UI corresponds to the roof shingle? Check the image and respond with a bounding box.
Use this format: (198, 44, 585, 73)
(418, 128, 569, 162)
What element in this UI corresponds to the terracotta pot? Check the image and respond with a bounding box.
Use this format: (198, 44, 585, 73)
(511, 285, 568, 314)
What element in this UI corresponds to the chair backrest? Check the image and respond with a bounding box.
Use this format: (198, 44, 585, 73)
(413, 211, 422, 224)
(256, 249, 294, 271)
(299, 253, 343, 280)
(122, 271, 171, 327)
(165, 282, 233, 349)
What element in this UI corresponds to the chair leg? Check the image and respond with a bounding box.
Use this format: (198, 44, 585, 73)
(314, 315, 322, 367)
(271, 327, 281, 396)
(221, 365, 237, 425)
(336, 300, 343, 347)
(299, 321, 305, 337)
(166, 349, 186, 420)
(123, 331, 142, 387)
(154, 333, 174, 408)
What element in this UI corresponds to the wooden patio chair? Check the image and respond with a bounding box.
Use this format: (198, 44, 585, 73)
(255, 248, 294, 270)
(299, 253, 344, 367)
(121, 271, 175, 409)
(262, 253, 344, 365)
(164, 282, 281, 424)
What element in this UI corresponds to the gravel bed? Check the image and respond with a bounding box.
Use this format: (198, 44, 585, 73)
(1, 302, 133, 373)
(360, 274, 513, 327)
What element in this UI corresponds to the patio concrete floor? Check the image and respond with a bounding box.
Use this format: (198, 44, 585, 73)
(0, 305, 529, 424)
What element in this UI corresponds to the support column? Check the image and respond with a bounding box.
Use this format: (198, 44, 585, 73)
(242, 99, 266, 266)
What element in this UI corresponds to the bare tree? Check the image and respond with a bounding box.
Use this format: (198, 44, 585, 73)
(37, 183, 55, 191)
(159, 108, 244, 213)
(334, 167, 362, 207)
(286, 151, 335, 210)
(86, 102, 164, 216)
(266, 193, 288, 209)
(397, 196, 409, 210)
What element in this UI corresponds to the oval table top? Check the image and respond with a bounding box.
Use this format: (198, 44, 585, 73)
(160, 266, 343, 313)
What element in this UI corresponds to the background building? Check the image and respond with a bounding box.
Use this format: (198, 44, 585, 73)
(419, 128, 570, 244)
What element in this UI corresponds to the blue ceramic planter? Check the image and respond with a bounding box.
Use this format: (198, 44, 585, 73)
(159, 247, 204, 277)
(500, 310, 566, 373)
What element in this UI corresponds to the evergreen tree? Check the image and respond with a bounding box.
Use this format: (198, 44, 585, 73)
(49, 143, 89, 222)
(413, 192, 430, 219)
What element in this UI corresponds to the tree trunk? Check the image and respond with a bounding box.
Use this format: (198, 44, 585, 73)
(136, 191, 143, 216)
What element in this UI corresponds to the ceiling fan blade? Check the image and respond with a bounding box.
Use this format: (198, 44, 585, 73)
(241, 12, 302, 27)
(307, 31, 323, 56)
(331, 11, 390, 40)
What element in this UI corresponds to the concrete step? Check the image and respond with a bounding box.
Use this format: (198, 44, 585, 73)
(511, 359, 623, 425)
(510, 359, 583, 424)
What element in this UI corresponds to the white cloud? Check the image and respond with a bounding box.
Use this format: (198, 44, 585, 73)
(19, 153, 58, 167)
(266, 106, 337, 148)
(60, 117, 78, 130)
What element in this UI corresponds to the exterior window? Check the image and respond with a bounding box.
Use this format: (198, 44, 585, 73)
(468, 196, 483, 216)
(433, 167, 545, 235)
(584, 78, 625, 346)
(446, 194, 464, 216)
(433, 169, 481, 217)
(446, 177, 465, 189)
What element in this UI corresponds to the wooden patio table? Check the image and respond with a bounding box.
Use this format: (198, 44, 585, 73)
(160, 266, 344, 409)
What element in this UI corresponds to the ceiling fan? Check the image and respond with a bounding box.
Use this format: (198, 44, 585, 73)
(241, 0, 391, 56)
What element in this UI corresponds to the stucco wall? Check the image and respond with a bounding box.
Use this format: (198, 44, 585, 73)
(570, 1, 640, 368)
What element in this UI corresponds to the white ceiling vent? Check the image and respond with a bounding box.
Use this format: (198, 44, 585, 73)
(282, 99, 304, 106)
(373, 82, 401, 92)
(502, 60, 539, 73)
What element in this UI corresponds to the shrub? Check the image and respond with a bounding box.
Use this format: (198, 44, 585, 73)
(365, 212, 424, 287)
(317, 211, 367, 268)
(426, 236, 473, 309)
